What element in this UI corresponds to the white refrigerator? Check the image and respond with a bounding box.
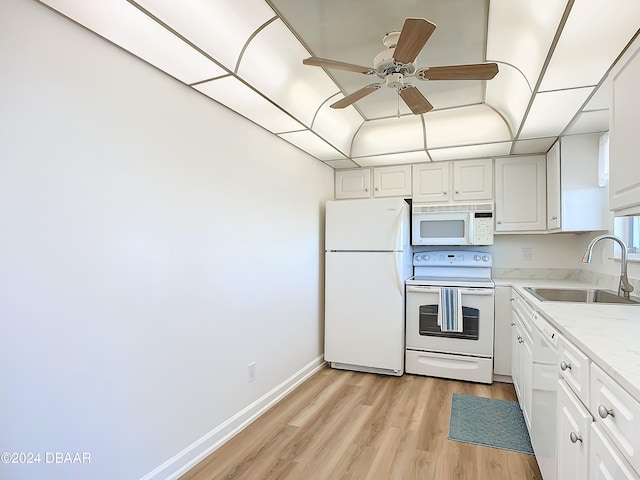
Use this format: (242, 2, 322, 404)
(324, 197, 412, 376)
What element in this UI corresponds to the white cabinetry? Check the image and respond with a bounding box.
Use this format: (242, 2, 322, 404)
(547, 135, 608, 232)
(412, 159, 493, 203)
(335, 169, 371, 199)
(590, 363, 640, 474)
(412, 162, 449, 203)
(495, 156, 546, 232)
(493, 286, 513, 378)
(511, 289, 533, 428)
(335, 165, 411, 199)
(557, 379, 591, 480)
(372, 165, 411, 197)
(609, 34, 640, 215)
(590, 423, 639, 479)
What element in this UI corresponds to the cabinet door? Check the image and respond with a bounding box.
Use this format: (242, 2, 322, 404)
(453, 158, 493, 201)
(495, 156, 546, 232)
(335, 169, 371, 199)
(494, 286, 513, 377)
(590, 424, 640, 480)
(511, 319, 522, 402)
(522, 331, 533, 428)
(557, 380, 591, 480)
(610, 36, 640, 214)
(373, 165, 411, 197)
(547, 141, 561, 230)
(412, 162, 449, 203)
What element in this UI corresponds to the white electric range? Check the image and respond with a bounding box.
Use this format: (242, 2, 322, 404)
(405, 250, 495, 384)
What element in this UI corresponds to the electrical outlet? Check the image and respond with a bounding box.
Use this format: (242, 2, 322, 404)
(522, 247, 533, 261)
(248, 362, 256, 383)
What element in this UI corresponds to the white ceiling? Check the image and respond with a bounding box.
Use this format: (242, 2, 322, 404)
(37, 0, 640, 169)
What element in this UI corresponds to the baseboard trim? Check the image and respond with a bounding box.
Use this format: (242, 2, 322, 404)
(140, 355, 326, 480)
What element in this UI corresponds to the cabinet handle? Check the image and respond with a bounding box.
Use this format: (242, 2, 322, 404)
(560, 361, 572, 371)
(374, 187, 379, 191)
(597, 405, 614, 419)
(442, 191, 447, 195)
(552, 216, 558, 220)
(497, 220, 503, 225)
(510, 298, 514, 302)
(455, 190, 460, 194)
(510, 322, 515, 326)
(569, 432, 582, 443)
(364, 188, 369, 192)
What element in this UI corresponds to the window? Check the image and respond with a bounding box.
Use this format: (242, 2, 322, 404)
(614, 216, 640, 259)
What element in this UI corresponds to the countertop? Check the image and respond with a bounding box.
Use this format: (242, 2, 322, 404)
(494, 277, 640, 401)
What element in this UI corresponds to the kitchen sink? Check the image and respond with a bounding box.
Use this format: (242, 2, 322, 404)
(524, 287, 640, 305)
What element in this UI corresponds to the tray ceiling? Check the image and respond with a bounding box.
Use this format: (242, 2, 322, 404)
(37, 0, 640, 168)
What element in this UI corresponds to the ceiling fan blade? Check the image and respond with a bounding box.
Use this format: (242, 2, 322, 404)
(330, 84, 382, 109)
(417, 63, 499, 81)
(399, 85, 433, 115)
(393, 18, 436, 65)
(303, 57, 373, 74)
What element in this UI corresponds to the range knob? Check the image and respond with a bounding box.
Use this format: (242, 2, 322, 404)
(482, 255, 489, 262)
(474, 255, 481, 261)
(423, 254, 430, 261)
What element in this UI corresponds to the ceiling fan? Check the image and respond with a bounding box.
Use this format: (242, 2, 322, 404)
(303, 18, 499, 115)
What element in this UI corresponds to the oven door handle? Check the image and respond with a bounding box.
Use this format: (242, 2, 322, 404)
(406, 285, 494, 295)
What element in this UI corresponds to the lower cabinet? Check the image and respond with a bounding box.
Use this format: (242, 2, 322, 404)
(590, 423, 639, 479)
(510, 291, 533, 428)
(557, 379, 591, 480)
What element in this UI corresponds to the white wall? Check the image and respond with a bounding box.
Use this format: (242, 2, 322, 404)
(0, 1, 333, 479)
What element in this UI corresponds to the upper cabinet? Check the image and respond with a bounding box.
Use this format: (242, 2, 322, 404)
(335, 168, 371, 199)
(372, 165, 412, 198)
(335, 165, 411, 199)
(495, 156, 547, 232)
(547, 135, 608, 232)
(609, 35, 640, 215)
(412, 159, 493, 204)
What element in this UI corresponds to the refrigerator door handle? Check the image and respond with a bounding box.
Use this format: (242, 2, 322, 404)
(394, 208, 404, 251)
(394, 252, 402, 295)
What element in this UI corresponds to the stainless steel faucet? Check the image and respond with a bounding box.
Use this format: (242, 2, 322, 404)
(582, 234, 634, 299)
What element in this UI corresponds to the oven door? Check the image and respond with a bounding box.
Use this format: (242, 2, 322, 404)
(405, 285, 494, 356)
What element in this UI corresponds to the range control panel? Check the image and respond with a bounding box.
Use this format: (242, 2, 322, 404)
(413, 250, 492, 267)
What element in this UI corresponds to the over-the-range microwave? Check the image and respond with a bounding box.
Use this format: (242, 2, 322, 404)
(411, 203, 494, 246)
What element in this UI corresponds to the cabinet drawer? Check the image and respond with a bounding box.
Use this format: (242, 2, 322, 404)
(591, 363, 640, 473)
(512, 290, 533, 333)
(590, 423, 639, 480)
(559, 336, 590, 406)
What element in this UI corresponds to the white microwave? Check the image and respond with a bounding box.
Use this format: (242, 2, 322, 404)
(411, 203, 494, 246)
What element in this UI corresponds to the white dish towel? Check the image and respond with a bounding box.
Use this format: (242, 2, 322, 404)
(438, 288, 463, 333)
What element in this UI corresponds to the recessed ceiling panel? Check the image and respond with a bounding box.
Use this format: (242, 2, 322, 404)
(324, 159, 360, 169)
(41, 0, 226, 84)
(584, 76, 611, 111)
(237, 19, 340, 127)
(564, 110, 609, 135)
(312, 95, 364, 155)
(133, 0, 277, 72)
(278, 130, 345, 161)
(511, 137, 557, 154)
(519, 87, 593, 138)
(351, 115, 425, 158)
(194, 76, 304, 133)
(487, 0, 567, 87)
(425, 104, 511, 149)
(485, 63, 531, 135)
(429, 142, 512, 161)
(355, 151, 430, 167)
(539, 0, 640, 91)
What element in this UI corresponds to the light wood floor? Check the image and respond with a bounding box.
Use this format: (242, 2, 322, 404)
(180, 367, 542, 480)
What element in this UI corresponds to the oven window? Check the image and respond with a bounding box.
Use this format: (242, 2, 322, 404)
(419, 220, 465, 239)
(417, 304, 479, 340)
